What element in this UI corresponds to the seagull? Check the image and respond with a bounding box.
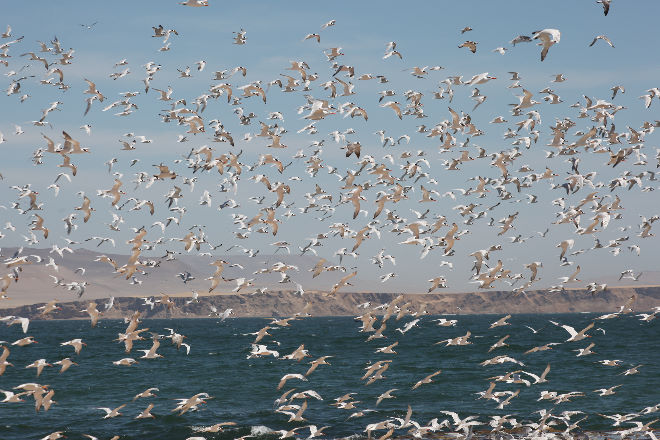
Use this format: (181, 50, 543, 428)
(376, 388, 398, 406)
(113, 357, 138, 366)
(575, 342, 596, 357)
(180, 0, 209, 6)
(594, 385, 622, 396)
(412, 369, 442, 390)
(551, 320, 594, 342)
(532, 29, 561, 61)
(61, 338, 86, 355)
(589, 35, 615, 48)
(1, 390, 25, 403)
(26, 359, 52, 377)
(521, 363, 551, 384)
(510, 35, 532, 46)
(53, 358, 77, 373)
(621, 364, 643, 376)
(136, 402, 155, 419)
(133, 387, 159, 401)
(278, 373, 308, 390)
(97, 403, 127, 418)
(6, 316, 29, 333)
(458, 41, 477, 53)
(490, 314, 512, 328)
(597, 0, 611, 16)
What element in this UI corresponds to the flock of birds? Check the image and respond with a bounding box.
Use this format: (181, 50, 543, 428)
(0, 0, 659, 438)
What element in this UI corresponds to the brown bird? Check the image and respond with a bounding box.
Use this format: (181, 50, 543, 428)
(84, 78, 105, 102)
(53, 358, 77, 373)
(26, 359, 52, 377)
(344, 141, 361, 158)
(348, 186, 365, 219)
(75, 195, 94, 222)
(99, 178, 124, 206)
(330, 271, 358, 295)
(412, 369, 442, 390)
(310, 258, 327, 278)
(82, 302, 100, 327)
(597, 0, 611, 16)
(62, 131, 89, 154)
(490, 314, 512, 329)
(303, 33, 320, 43)
(305, 356, 332, 376)
(259, 154, 284, 173)
(154, 164, 177, 180)
(277, 373, 308, 390)
(30, 214, 49, 238)
(458, 41, 477, 53)
(136, 402, 155, 419)
(380, 101, 402, 119)
(0, 345, 12, 376)
(352, 226, 369, 252)
(262, 208, 280, 236)
(61, 338, 86, 355)
(37, 300, 61, 317)
(427, 277, 447, 292)
(57, 154, 77, 176)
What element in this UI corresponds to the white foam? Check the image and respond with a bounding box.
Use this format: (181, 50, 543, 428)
(251, 425, 274, 436)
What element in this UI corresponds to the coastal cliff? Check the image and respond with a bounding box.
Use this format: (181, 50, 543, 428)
(2, 286, 659, 320)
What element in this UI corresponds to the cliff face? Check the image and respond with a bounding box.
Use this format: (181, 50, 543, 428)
(2, 286, 658, 320)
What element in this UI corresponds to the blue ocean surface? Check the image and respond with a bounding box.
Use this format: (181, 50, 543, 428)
(0, 313, 658, 439)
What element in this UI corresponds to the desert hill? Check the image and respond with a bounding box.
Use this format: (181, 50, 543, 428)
(2, 285, 659, 320)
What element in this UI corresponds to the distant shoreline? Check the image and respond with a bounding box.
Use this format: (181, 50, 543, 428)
(2, 286, 659, 320)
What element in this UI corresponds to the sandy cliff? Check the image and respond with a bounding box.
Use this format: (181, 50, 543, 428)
(2, 286, 659, 320)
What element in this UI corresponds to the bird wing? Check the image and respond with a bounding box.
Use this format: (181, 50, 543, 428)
(560, 324, 578, 338)
(580, 321, 595, 335)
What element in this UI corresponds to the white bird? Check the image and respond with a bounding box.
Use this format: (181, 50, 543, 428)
(26, 358, 52, 377)
(61, 338, 86, 354)
(574, 342, 596, 357)
(278, 373, 308, 390)
(6, 316, 29, 333)
(532, 29, 561, 61)
(396, 318, 420, 334)
(551, 320, 594, 342)
(589, 35, 615, 48)
(380, 272, 396, 283)
(97, 403, 127, 418)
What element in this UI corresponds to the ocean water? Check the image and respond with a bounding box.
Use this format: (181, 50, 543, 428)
(0, 313, 658, 439)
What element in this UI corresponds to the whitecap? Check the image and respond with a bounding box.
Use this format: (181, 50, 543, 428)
(250, 425, 274, 436)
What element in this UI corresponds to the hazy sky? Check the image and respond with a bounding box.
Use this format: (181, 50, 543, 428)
(1, 0, 660, 294)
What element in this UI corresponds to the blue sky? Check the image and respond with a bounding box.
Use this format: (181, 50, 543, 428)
(1, 0, 660, 294)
